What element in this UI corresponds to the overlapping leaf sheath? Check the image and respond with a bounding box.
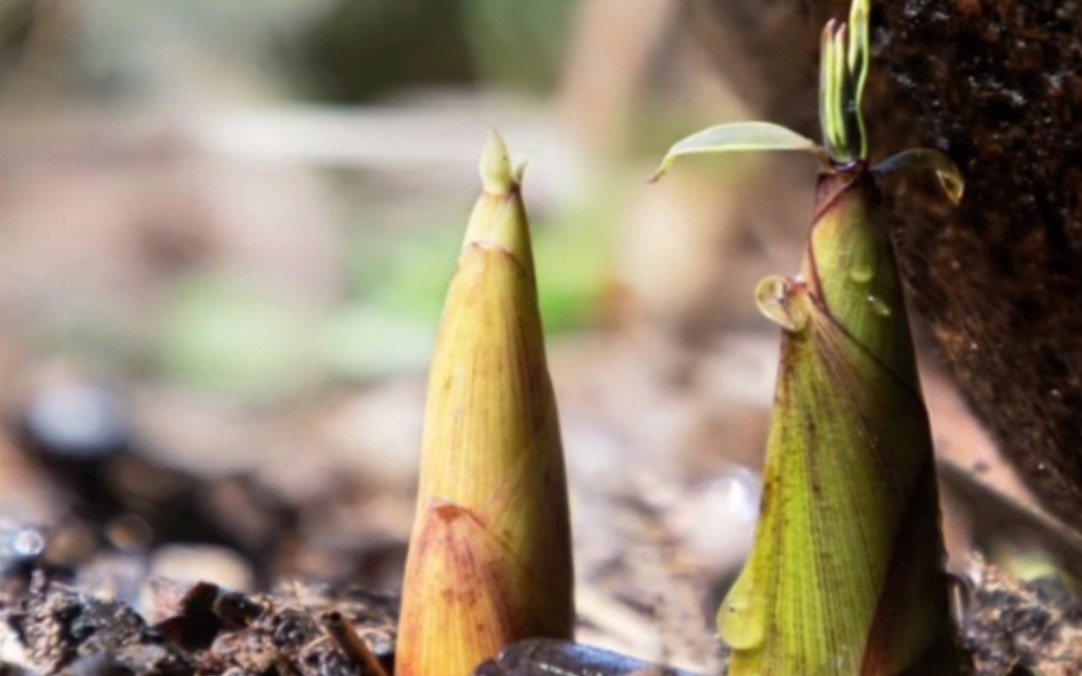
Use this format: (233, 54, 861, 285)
(653, 0, 969, 672)
(719, 167, 961, 675)
(396, 134, 574, 676)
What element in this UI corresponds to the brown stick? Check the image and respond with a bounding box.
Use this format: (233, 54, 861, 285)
(320, 611, 389, 676)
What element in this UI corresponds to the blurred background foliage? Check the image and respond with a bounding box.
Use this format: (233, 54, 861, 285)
(0, 0, 642, 398)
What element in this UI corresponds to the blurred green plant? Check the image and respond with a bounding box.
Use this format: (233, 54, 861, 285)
(156, 196, 609, 399)
(462, 0, 579, 92)
(157, 274, 316, 400)
(350, 203, 609, 334)
(317, 304, 434, 382)
(0, 0, 331, 102)
(300, 0, 473, 101)
(0, 0, 583, 103)
(157, 273, 437, 396)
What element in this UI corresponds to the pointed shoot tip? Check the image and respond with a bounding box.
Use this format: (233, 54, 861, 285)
(464, 134, 532, 263)
(848, 0, 871, 68)
(480, 130, 515, 194)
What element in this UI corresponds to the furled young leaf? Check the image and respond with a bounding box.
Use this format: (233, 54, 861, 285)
(397, 132, 574, 676)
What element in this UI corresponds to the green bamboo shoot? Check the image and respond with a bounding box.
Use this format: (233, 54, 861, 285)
(655, 1, 968, 672)
(397, 132, 574, 676)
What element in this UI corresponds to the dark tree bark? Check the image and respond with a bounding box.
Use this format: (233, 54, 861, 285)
(691, 0, 1082, 530)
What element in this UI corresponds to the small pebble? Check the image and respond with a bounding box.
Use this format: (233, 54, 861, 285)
(146, 545, 254, 593)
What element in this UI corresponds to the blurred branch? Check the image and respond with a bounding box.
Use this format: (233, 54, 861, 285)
(0, 99, 584, 202)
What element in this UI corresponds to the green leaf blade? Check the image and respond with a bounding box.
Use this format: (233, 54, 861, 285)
(650, 122, 819, 181)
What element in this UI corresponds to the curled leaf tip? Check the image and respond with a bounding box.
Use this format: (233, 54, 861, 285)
(481, 130, 515, 194)
(464, 133, 533, 264)
(937, 170, 965, 205)
(874, 148, 966, 205)
(755, 275, 808, 333)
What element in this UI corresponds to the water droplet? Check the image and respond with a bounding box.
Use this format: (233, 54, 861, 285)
(710, 468, 762, 526)
(867, 295, 892, 317)
(834, 647, 854, 672)
(849, 264, 873, 283)
(755, 275, 807, 332)
(11, 529, 44, 558)
(0, 521, 46, 564)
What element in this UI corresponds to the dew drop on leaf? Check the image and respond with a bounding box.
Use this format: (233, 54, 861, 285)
(867, 294, 892, 317)
(849, 264, 873, 283)
(755, 275, 808, 332)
